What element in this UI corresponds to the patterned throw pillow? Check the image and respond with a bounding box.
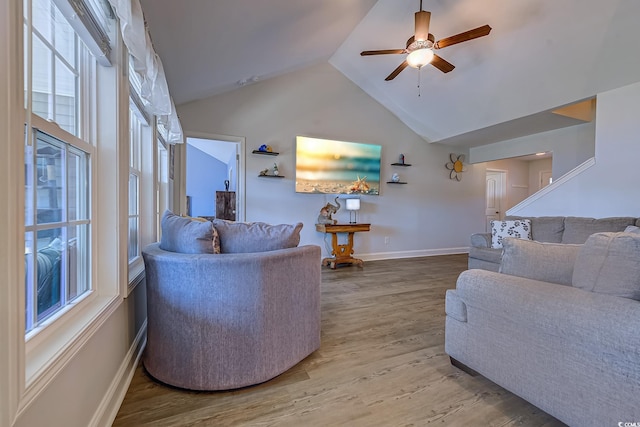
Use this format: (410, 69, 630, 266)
(491, 219, 532, 248)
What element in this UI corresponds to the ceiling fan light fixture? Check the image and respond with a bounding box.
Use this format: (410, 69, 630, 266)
(406, 48, 434, 69)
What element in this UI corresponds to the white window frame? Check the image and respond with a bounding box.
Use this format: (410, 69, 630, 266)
(19, 0, 123, 410)
(128, 100, 144, 271)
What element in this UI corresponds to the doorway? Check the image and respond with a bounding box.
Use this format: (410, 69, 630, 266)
(539, 170, 553, 190)
(485, 169, 507, 232)
(184, 133, 245, 222)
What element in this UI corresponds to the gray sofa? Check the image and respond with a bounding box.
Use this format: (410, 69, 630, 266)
(446, 232, 640, 426)
(468, 216, 640, 271)
(142, 212, 322, 390)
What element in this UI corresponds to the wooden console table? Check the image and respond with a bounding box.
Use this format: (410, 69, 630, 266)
(315, 223, 371, 269)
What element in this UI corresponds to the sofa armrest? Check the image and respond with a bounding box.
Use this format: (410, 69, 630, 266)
(454, 269, 640, 358)
(470, 232, 491, 248)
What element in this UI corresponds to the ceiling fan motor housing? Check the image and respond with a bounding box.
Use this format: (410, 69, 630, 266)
(406, 33, 435, 53)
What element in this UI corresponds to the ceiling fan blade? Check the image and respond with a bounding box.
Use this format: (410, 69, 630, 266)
(385, 60, 409, 81)
(361, 49, 406, 56)
(431, 54, 455, 73)
(434, 24, 492, 49)
(414, 10, 431, 41)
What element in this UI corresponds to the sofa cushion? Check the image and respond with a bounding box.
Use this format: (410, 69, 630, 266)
(572, 232, 640, 301)
(507, 216, 565, 243)
(212, 220, 303, 253)
(160, 210, 218, 254)
(490, 219, 531, 248)
(624, 225, 640, 234)
(469, 246, 502, 264)
(562, 216, 636, 244)
(500, 238, 582, 286)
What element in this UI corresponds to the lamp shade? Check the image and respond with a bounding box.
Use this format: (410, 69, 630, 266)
(345, 198, 360, 211)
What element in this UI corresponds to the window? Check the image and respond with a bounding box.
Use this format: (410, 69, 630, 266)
(156, 138, 169, 237)
(127, 56, 161, 283)
(24, 0, 96, 334)
(24, 130, 90, 332)
(29, 0, 80, 135)
(128, 105, 144, 263)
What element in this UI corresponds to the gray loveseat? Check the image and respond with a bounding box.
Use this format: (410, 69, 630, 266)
(468, 216, 640, 271)
(446, 232, 640, 426)
(142, 212, 322, 390)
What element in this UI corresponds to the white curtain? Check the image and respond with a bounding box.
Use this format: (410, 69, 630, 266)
(107, 0, 183, 144)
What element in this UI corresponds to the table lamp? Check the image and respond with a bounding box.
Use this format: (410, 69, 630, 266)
(345, 198, 361, 224)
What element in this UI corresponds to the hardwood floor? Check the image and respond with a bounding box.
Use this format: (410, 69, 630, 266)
(113, 255, 564, 427)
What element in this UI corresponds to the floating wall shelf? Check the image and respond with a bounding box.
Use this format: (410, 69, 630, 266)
(390, 162, 411, 167)
(252, 150, 279, 156)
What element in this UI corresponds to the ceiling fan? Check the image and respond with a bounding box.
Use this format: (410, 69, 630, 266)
(361, 0, 491, 81)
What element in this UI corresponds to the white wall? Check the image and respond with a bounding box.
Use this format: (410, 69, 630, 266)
(469, 122, 595, 180)
(528, 158, 553, 195)
(510, 81, 640, 217)
(177, 63, 490, 258)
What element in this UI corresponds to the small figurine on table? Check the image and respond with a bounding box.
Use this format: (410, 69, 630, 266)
(317, 207, 337, 225)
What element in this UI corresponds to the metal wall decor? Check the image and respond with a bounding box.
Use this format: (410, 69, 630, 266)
(446, 153, 466, 181)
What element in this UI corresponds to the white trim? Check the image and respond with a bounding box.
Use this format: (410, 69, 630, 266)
(360, 247, 469, 262)
(507, 157, 596, 215)
(1, 0, 26, 424)
(127, 266, 144, 296)
(18, 296, 120, 417)
(89, 320, 146, 427)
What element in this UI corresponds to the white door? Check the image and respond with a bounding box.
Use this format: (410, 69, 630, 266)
(539, 170, 553, 190)
(485, 170, 506, 232)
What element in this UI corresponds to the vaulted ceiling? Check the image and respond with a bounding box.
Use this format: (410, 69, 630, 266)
(140, 0, 640, 149)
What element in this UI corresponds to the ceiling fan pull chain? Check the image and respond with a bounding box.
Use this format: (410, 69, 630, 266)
(417, 68, 422, 97)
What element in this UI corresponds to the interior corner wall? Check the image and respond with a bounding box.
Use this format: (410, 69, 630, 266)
(177, 62, 490, 257)
(468, 121, 595, 179)
(508, 81, 640, 217)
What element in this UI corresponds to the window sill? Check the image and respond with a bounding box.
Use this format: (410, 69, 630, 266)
(127, 258, 144, 296)
(21, 293, 120, 415)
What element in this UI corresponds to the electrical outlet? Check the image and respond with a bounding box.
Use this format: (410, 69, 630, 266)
(384, 236, 390, 245)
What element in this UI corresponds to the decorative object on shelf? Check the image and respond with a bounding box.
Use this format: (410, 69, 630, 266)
(345, 197, 361, 224)
(391, 154, 411, 166)
(446, 153, 466, 181)
(252, 147, 279, 155)
(391, 173, 400, 183)
(349, 175, 370, 194)
(317, 197, 341, 225)
(257, 160, 284, 178)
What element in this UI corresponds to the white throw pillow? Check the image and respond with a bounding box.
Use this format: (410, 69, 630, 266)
(491, 219, 532, 248)
(624, 225, 640, 234)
